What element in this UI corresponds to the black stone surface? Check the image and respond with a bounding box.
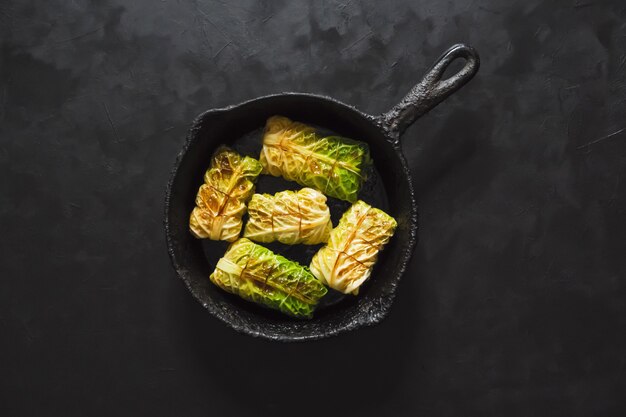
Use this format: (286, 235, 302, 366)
(1, 0, 625, 416)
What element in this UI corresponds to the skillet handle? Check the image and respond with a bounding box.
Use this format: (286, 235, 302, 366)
(380, 44, 480, 138)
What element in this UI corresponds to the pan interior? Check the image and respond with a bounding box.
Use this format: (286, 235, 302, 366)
(201, 125, 390, 312)
(167, 94, 414, 339)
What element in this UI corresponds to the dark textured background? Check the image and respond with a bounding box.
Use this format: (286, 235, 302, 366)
(1, 0, 626, 415)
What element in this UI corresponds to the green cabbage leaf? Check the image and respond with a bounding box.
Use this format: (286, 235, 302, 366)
(211, 238, 328, 318)
(259, 116, 371, 203)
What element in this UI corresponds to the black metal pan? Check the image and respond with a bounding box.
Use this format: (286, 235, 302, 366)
(165, 44, 479, 341)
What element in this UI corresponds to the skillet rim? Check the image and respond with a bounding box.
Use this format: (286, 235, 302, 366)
(164, 92, 418, 341)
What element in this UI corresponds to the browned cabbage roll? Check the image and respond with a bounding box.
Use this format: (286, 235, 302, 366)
(310, 200, 397, 295)
(259, 116, 371, 203)
(189, 147, 262, 241)
(210, 238, 327, 318)
(243, 188, 332, 245)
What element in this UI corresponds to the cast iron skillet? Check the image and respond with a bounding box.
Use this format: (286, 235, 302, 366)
(165, 44, 479, 341)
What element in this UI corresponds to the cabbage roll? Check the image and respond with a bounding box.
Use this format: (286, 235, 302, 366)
(210, 238, 328, 318)
(310, 200, 397, 295)
(243, 188, 332, 245)
(189, 147, 262, 241)
(259, 116, 371, 203)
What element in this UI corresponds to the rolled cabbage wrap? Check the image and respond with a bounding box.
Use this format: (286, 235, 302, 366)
(259, 116, 371, 203)
(189, 147, 262, 241)
(310, 200, 397, 295)
(243, 188, 332, 245)
(210, 238, 328, 318)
